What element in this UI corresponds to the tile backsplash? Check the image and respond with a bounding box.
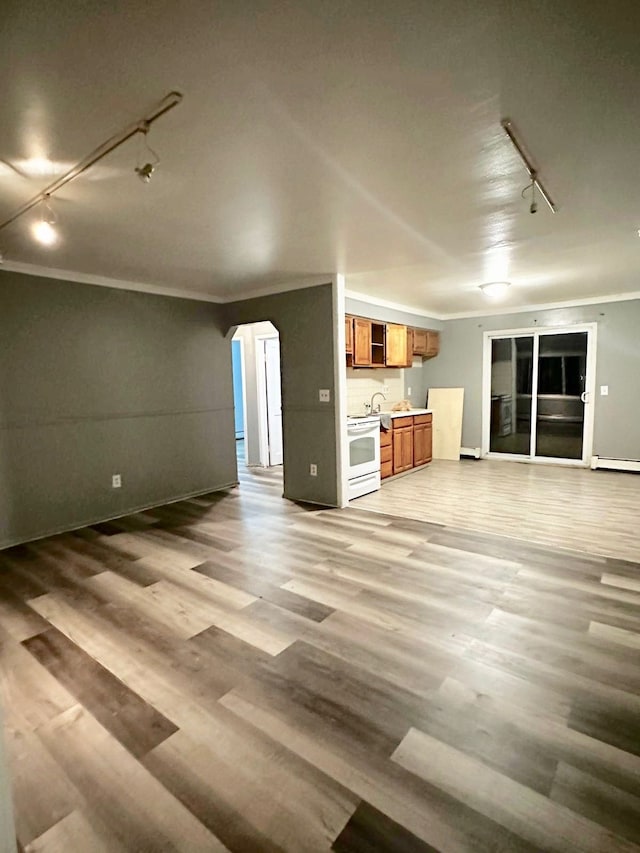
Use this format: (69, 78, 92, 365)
(346, 368, 405, 415)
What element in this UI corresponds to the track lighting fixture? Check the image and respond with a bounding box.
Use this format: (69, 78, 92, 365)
(135, 123, 160, 183)
(522, 177, 538, 215)
(0, 90, 183, 251)
(501, 119, 556, 214)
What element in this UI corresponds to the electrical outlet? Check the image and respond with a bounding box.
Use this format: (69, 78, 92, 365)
(600, 385, 609, 396)
(309, 463, 318, 477)
(112, 474, 122, 489)
(407, 386, 412, 396)
(319, 389, 330, 402)
(382, 385, 390, 393)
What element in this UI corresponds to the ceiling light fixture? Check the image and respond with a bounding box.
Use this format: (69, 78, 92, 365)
(0, 90, 183, 250)
(31, 195, 59, 247)
(501, 119, 556, 214)
(479, 281, 511, 299)
(135, 122, 161, 183)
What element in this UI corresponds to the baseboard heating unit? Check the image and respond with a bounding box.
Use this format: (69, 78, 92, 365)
(460, 447, 482, 459)
(591, 456, 640, 473)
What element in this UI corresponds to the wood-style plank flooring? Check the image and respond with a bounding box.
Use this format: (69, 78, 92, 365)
(1, 460, 640, 851)
(356, 458, 640, 561)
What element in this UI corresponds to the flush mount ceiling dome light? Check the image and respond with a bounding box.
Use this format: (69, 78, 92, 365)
(479, 281, 511, 299)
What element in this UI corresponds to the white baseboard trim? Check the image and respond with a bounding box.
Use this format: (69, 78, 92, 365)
(591, 456, 640, 473)
(460, 446, 482, 459)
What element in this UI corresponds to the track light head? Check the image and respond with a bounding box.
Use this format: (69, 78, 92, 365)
(135, 162, 156, 183)
(135, 123, 160, 184)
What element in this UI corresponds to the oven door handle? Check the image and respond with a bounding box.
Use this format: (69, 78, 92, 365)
(348, 424, 378, 435)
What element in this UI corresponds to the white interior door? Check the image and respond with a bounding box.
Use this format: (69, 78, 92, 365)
(264, 338, 283, 466)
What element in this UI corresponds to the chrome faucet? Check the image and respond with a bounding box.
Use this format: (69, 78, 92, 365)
(368, 392, 386, 414)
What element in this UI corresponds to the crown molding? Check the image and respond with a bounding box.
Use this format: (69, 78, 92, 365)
(344, 289, 444, 320)
(0, 260, 333, 305)
(223, 275, 334, 302)
(3, 261, 639, 318)
(441, 290, 640, 320)
(0, 260, 224, 303)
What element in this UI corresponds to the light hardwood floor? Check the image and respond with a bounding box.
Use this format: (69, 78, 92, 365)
(356, 458, 640, 561)
(1, 461, 639, 851)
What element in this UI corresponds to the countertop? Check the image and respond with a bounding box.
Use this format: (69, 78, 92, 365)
(385, 408, 432, 418)
(348, 408, 432, 419)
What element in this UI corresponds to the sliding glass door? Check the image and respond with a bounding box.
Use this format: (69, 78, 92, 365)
(486, 326, 595, 464)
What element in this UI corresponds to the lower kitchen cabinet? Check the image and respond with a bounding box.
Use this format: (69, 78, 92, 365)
(381, 414, 433, 478)
(380, 427, 393, 478)
(391, 417, 414, 474)
(413, 414, 433, 466)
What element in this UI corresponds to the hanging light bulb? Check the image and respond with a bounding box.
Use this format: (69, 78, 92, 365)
(31, 195, 59, 246)
(135, 122, 160, 183)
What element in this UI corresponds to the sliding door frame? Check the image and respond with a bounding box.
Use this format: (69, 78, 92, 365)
(481, 323, 598, 466)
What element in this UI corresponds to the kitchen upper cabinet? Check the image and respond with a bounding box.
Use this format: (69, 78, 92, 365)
(405, 328, 413, 366)
(345, 316, 354, 354)
(353, 318, 372, 366)
(346, 315, 440, 366)
(385, 323, 411, 367)
(412, 329, 440, 359)
(412, 329, 428, 355)
(425, 330, 440, 358)
(352, 318, 386, 366)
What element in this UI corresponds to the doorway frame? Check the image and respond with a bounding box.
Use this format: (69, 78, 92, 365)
(255, 331, 281, 468)
(231, 335, 248, 444)
(481, 323, 598, 466)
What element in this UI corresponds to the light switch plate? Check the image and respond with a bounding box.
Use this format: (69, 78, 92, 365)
(319, 389, 330, 402)
(112, 474, 122, 488)
(309, 463, 318, 476)
(600, 385, 609, 396)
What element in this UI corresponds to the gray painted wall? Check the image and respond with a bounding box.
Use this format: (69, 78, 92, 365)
(225, 284, 339, 506)
(345, 297, 442, 331)
(0, 271, 237, 548)
(421, 299, 640, 459)
(0, 710, 15, 853)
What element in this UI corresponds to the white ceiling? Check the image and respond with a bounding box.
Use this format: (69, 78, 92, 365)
(1, 0, 639, 316)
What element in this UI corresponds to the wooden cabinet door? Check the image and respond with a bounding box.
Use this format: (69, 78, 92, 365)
(424, 422, 433, 463)
(385, 323, 408, 367)
(425, 330, 440, 357)
(393, 425, 413, 473)
(404, 328, 413, 367)
(412, 329, 428, 355)
(401, 427, 413, 471)
(353, 318, 371, 366)
(413, 423, 427, 466)
(345, 316, 354, 354)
